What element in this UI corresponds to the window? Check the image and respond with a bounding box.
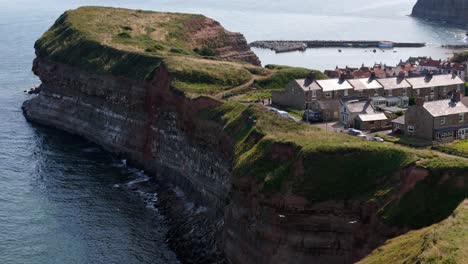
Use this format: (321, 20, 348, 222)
(311, 90, 317, 98)
(430, 87, 434, 95)
(357, 90, 363, 96)
(440, 117, 446, 126)
(291, 87, 295, 95)
(416, 89, 420, 96)
(402, 89, 407, 96)
(437, 131, 454, 140)
(425, 96, 429, 102)
(443, 87, 447, 94)
(408, 125, 415, 133)
(344, 89, 348, 96)
(459, 113, 465, 123)
(388, 89, 392, 97)
(325, 92, 331, 98)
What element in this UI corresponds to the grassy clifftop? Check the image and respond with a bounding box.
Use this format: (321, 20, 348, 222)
(35, 6, 260, 96)
(200, 102, 467, 228)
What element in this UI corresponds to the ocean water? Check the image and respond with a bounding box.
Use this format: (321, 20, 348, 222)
(0, 0, 466, 263)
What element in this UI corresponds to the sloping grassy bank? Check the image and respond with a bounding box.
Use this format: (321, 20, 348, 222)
(199, 101, 467, 229)
(359, 199, 468, 264)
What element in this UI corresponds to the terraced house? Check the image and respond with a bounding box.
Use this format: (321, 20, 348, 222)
(404, 93, 468, 141)
(272, 73, 464, 120)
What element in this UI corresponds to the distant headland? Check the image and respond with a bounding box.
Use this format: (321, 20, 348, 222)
(412, 0, 468, 24)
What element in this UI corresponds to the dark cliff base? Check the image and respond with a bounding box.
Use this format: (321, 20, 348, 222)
(23, 58, 232, 263)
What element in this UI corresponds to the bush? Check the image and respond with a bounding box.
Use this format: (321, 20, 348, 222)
(120, 25, 132, 31)
(194, 47, 216, 57)
(170, 47, 185, 54)
(117, 32, 131, 39)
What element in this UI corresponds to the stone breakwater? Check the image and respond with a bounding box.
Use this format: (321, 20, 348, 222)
(250, 40, 426, 53)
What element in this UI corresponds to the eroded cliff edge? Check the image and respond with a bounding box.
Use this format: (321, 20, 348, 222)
(23, 6, 467, 264)
(412, 0, 468, 24)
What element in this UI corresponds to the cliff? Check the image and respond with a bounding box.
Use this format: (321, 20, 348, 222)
(412, 0, 468, 24)
(23, 6, 468, 264)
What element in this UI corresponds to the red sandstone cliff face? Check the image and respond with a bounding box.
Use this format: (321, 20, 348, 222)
(223, 143, 438, 264)
(183, 16, 261, 66)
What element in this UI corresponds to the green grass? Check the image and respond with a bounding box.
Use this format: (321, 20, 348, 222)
(229, 90, 272, 103)
(433, 140, 468, 158)
(376, 133, 432, 148)
(34, 6, 258, 87)
(197, 101, 466, 231)
(359, 200, 468, 264)
(254, 64, 327, 90)
(164, 56, 252, 95)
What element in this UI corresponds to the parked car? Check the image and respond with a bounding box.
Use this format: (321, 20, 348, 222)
(348, 128, 364, 136)
(266, 107, 300, 122)
(369, 136, 384, 142)
(302, 110, 323, 123)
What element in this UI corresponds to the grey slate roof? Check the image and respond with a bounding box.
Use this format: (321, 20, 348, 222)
(358, 113, 388, 122)
(392, 115, 405, 125)
(377, 77, 412, 90)
(295, 79, 322, 91)
(406, 74, 464, 89)
(423, 99, 468, 117)
(316, 79, 353, 92)
(348, 78, 383, 90)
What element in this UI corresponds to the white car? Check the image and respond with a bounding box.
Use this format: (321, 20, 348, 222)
(369, 136, 384, 142)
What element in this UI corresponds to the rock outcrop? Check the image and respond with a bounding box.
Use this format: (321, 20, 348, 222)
(412, 0, 468, 24)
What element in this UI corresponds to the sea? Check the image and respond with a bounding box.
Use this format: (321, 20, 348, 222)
(0, 0, 466, 263)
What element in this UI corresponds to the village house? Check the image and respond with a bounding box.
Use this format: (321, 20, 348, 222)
(348, 74, 383, 98)
(271, 78, 319, 109)
(391, 115, 405, 134)
(405, 73, 465, 102)
(403, 93, 468, 141)
(339, 97, 388, 130)
(308, 100, 340, 121)
(374, 75, 411, 108)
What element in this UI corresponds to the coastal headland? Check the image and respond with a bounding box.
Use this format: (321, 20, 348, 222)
(22, 6, 467, 264)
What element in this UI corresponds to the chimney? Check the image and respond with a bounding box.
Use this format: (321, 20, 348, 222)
(398, 71, 405, 79)
(304, 72, 316, 87)
(425, 71, 433, 81)
(370, 71, 376, 80)
(339, 73, 346, 82)
(415, 97, 425, 107)
(452, 91, 461, 103)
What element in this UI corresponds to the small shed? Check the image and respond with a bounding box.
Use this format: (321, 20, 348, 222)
(356, 113, 389, 131)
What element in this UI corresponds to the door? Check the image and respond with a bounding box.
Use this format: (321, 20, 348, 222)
(458, 128, 468, 139)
